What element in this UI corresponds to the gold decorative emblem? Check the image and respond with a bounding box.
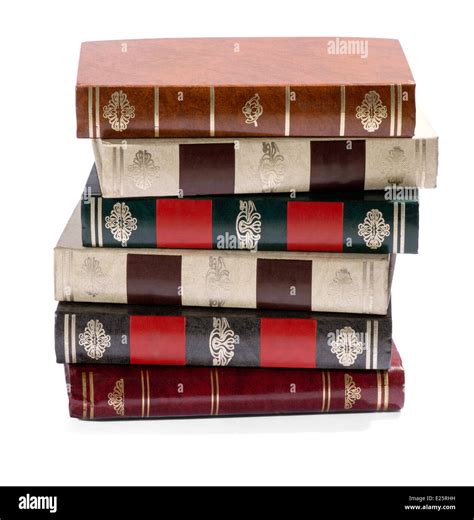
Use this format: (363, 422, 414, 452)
(81, 257, 105, 297)
(236, 200, 262, 250)
(328, 267, 359, 306)
(209, 317, 236, 366)
(127, 150, 159, 190)
(258, 142, 285, 192)
(79, 319, 111, 360)
(357, 209, 390, 249)
(328, 268, 357, 305)
(344, 374, 362, 409)
(355, 90, 387, 132)
(205, 256, 231, 307)
(333, 268, 353, 285)
(107, 379, 125, 416)
(105, 202, 138, 247)
(330, 326, 364, 367)
(242, 93, 263, 127)
(382, 146, 408, 185)
(103, 90, 136, 132)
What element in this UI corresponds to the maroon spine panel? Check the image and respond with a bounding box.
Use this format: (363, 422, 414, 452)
(76, 84, 416, 139)
(66, 349, 404, 419)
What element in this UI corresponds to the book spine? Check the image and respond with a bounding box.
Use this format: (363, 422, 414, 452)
(77, 84, 416, 139)
(55, 306, 392, 369)
(94, 135, 437, 198)
(54, 248, 391, 315)
(82, 196, 419, 254)
(66, 356, 405, 419)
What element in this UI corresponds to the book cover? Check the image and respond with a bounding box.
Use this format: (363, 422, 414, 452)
(66, 344, 404, 419)
(55, 205, 394, 314)
(56, 302, 392, 369)
(82, 167, 419, 253)
(77, 37, 416, 138)
(93, 113, 437, 198)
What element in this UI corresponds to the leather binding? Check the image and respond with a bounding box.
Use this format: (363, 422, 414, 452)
(82, 166, 419, 254)
(55, 302, 392, 369)
(76, 38, 416, 138)
(66, 344, 404, 419)
(55, 205, 394, 314)
(93, 113, 437, 197)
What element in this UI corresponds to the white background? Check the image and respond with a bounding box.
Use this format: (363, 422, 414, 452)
(1, 0, 473, 486)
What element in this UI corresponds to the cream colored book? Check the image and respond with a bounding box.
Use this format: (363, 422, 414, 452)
(92, 112, 437, 198)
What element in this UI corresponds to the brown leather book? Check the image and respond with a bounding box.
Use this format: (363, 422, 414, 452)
(76, 37, 416, 139)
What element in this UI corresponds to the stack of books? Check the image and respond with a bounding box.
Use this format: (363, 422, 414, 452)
(54, 37, 437, 419)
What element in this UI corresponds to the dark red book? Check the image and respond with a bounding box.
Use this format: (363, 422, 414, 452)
(76, 37, 416, 138)
(66, 345, 404, 419)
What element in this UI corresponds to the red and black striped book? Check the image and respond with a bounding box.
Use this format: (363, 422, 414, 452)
(66, 345, 404, 420)
(56, 302, 392, 370)
(76, 38, 416, 138)
(82, 166, 419, 254)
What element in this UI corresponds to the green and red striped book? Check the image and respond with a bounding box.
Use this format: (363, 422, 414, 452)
(82, 166, 419, 253)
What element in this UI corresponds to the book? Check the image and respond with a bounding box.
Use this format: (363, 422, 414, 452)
(77, 37, 416, 139)
(55, 205, 394, 314)
(65, 344, 404, 419)
(82, 167, 419, 253)
(56, 302, 392, 369)
(93, 113, 437, 198)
